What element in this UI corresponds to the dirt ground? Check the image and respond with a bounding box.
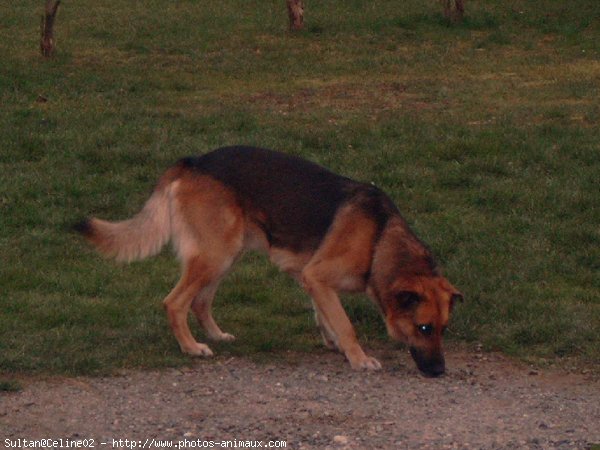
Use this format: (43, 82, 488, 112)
(1, 347, 598, 450)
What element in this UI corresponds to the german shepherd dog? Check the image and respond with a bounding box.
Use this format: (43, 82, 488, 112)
(76, 146, 462, 377)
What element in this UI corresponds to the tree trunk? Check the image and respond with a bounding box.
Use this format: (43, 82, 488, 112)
(40, 0, 61, 57)
(454, 0, 465, 20)
(286, 0, 304, 31)
(443, 0, 464, 23)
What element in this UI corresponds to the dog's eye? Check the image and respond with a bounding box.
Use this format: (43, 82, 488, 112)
(396, 291, 421, 309)
(418, 324, 434, 336)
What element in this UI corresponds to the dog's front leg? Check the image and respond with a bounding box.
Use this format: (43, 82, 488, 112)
(302, 272, 381, 370)
(312, 304, 339, 351)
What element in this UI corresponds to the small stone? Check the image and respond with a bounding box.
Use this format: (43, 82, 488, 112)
(333, 435, 349, 445)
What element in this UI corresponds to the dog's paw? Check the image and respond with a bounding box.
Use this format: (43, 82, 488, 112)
(214, 332, 236, 342)
(350, 355, 382, 371)
(182, 343, 214, 357)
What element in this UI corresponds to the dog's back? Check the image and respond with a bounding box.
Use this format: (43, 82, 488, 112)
(180, 146, 395, 252)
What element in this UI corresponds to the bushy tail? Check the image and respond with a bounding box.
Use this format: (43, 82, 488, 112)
(75, 168, 180, 263)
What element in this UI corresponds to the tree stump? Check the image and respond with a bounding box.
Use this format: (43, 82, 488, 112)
(286, 0, 304, 31)
(40, 0, 61, 57)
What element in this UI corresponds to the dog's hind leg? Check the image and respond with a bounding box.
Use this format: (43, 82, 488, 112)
(165, 173, 245, 356)
(191, 283, 235, 342)
(163, 257, 222, 356)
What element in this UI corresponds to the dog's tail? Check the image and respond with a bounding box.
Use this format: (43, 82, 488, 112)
(75, 166, 183, 263)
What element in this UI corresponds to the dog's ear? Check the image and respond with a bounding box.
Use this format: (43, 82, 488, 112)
(396, 291, 421, 310)
(450, 292, 464, 308)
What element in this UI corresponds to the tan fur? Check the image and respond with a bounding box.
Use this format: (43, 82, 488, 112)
(86, 187, 172, 262)
(83, 167, 183, 262)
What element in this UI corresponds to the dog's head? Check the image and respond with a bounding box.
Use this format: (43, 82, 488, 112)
(372, 275, 462, 377)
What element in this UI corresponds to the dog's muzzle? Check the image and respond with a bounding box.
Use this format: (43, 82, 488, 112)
(410, 347, 445, 377)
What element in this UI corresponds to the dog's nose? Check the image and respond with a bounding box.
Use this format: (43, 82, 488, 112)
(422, 363, 445, 377)
(410, 347, 446, 377)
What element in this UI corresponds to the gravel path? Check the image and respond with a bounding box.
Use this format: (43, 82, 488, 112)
(1, 348, 598, 450)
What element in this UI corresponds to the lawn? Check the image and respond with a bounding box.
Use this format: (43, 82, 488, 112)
(0, 0, 598, 376)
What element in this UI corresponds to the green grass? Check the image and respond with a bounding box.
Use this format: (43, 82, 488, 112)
(1, 0, 598, 376)
(0, 380, 23, 392)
